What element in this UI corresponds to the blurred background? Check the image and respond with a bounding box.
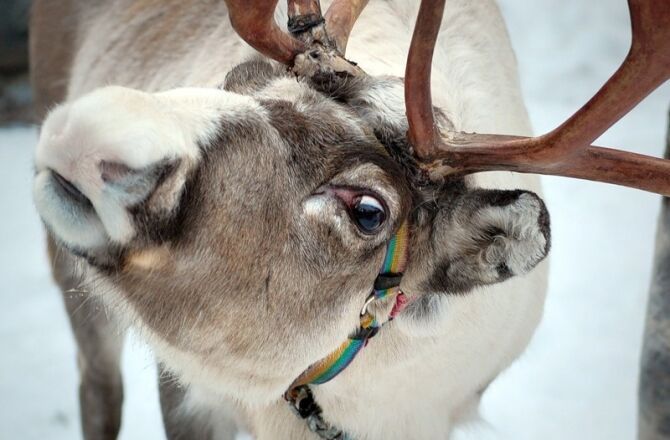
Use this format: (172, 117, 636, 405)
(0, 0, 31, 123)
(0, 0, 668, 439)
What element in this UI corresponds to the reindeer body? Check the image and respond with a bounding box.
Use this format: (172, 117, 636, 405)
(31, 1, 549, 438)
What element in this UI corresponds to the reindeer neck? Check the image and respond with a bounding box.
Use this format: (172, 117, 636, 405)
(66, 0, 416, 100)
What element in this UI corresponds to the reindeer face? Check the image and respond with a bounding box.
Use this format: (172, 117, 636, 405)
(33, 60, 549, 401)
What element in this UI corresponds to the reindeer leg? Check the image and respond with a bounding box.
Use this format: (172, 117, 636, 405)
(158, 365, 213, 440)
(159, 365, 238, 440)
(48, 235, 124, 440)
(639, 109, 670, 440)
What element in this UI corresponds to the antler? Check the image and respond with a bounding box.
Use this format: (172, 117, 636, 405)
(225, 0, 670, 195)
(224, 0, 305, 65)
(406, 0, 670, 195)
(323, 0, 369, 53)
(224, 0, 368, 62)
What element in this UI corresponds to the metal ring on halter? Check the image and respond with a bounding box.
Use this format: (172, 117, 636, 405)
(359, 292, 376, 317)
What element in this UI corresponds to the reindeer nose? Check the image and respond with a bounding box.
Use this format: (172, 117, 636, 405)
(48, 159, 162, 207)
(33, 85, 218, 249)
(52, 171, 91, 206)
(100, 161, 134, 183)
(100, 159, 178, 203)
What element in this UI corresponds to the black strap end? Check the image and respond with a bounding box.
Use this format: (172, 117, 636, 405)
(373, 273, 403, 291)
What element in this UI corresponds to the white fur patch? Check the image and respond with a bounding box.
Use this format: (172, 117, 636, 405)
(301, 194, 347, 236)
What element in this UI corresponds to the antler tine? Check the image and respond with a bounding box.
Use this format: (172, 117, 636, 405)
(224, 0, 305, 65)
(405, 0, 445, 157)
(286, 0, 369, 55)
(287, 0, 323, 34)
(224, 0, 369, 61)
(406, 0, 670, 196)
(537, 0, 670, 155)
(324, 0, 370, 54)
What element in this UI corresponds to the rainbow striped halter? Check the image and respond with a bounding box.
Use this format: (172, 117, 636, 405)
(284, 222, 410, 440)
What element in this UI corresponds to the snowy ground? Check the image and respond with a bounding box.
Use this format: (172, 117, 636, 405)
(1, 0, 669, 439)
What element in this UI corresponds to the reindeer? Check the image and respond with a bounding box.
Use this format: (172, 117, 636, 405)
(29, 0, 669, 439)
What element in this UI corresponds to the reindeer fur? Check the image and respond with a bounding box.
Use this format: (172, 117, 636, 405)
(31, 1, 550, 439)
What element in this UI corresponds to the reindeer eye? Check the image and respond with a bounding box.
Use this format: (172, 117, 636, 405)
(351, 195, 386, 233)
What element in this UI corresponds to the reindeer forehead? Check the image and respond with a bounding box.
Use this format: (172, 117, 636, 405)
(196, 87, 399, 200)
(223, 60, 369, 131)
(196, 62, 394, 187)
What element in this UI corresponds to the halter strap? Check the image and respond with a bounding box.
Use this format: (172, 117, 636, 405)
(284, 222, 410, 439)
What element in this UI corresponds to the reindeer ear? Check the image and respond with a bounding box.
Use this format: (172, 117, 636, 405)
(222, 59, 285, 94)
(305, 73, 409, 137)
(322, 75, 452, 160)
(408, 187, 550, 295)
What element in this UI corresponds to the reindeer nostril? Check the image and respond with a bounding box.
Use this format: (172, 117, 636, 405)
(100, 161, 133, 183)
(52, 171, 92, 207)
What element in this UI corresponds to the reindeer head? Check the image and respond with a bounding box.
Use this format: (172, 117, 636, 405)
(32, 53, 550, 400)
(33, 0, 670, 404)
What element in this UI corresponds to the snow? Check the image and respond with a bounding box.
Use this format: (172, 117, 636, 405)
(475, 1, 669, 438)
(0, 0, 668, 438)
